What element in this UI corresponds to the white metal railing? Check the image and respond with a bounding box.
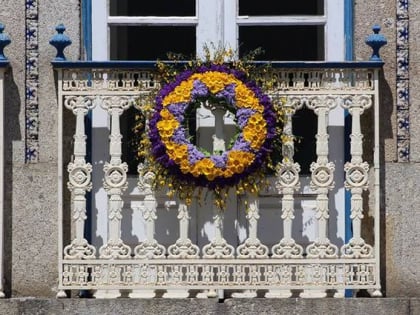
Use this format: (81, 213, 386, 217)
(53, 62, 383, 298)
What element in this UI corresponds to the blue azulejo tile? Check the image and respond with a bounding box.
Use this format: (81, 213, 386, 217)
(399, 0, 408, 11)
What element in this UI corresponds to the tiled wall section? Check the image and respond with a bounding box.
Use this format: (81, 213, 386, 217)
(25, 0, 39, 162)
(396, 0, 409, 161)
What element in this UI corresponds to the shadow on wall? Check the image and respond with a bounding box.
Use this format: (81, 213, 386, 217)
(378, 70, 393, 297)
(3, 67, 22, 297)
(359, 70, 393, 296)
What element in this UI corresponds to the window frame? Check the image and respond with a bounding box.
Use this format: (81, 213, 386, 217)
(89, 0, 346, 247)
(92, 0, 344, 62)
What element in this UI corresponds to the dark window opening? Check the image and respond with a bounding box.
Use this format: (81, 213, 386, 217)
(239, 26, 324, 61)
(239, 0, 324, 16)
(292, 108, 317, 174)
(110, 26, 196, 60)
(109, 0, 196, 16)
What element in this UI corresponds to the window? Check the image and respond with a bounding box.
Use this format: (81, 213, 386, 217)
(95, 0, 343, 171)
(90, 0, 346, 248)
(97, 0, 342, 61)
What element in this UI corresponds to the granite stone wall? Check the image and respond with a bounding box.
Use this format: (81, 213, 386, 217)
(1, 0, 80, 297)
(0, 0, 418, 299)
(355, 0, 420, 297)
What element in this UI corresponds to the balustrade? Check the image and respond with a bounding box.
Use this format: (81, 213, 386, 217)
(53, 62, 383, 299)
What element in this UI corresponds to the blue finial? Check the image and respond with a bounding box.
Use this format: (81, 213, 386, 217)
(0, 23, 11, 60)
(49, 24, 72, 61)
(365, 24, 387, 61)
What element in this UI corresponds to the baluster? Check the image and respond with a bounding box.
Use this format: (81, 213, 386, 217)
(202, 105, 234, 259)
(266, 97, 303, 299)
(168, 203, 199, 258)
(306, 95, 338, 258)
(198, 104, 233, 299)
(63, 96, 96, 259)
(130, 164, 165, 299)
(165, 202, 198, 298)
(98, 96, 132, 259)
(236, 195, 268, 259)
(341, 95, 373, 258)
(271, 97, 303, 259)
(133, 164, 166, 259)
(232, 195, 268, 298)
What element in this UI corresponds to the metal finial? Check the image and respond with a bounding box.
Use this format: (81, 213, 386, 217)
(0, 23, 11, 60)
(365, 24, 387, 61)
(49, 24, 72, 61)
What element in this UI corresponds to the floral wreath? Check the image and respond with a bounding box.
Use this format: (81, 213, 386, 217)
(148, 64, 276, 192)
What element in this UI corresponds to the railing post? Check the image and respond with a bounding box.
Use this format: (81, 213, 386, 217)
(98, 96, 133, 259)
(271, 97, 304, 259)
(131, 163, 166, 299)
(306, 96, 339, 259)
(341, 95, 373, 258)
(134, 164, 165, 259)
(266, 97, 303, 299)
(63, 96, 97, 259)
(202, 106, 234, 259)
(236, 195, 268, 259)
(168, 202, 199, 258)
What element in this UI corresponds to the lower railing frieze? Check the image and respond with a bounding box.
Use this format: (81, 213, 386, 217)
(60, 259, 378, 290)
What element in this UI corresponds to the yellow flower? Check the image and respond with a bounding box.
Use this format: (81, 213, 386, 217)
(192, 158, 216, 179)
(194, 71, 239, 94)
(243, 113, 267, 149)
(157, 109, 179, 140)
(235, 83, 263, 112)
(225, 151, 255, 175)
(162, 80, 194, 106)
(166, 143, 188, 164)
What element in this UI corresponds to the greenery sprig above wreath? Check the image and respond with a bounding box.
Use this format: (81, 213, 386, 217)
(136, 47, 284, 208)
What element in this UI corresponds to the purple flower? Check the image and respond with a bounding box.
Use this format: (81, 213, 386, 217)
(191, 80, 209, 99)
(236, 108, 256, 129)
(167, 103, 188, 122)
(172, 127, 188, 144)
(216, 83, 236, 105)
(187, 144, 206, 164)
(210, 154, 227, 168)
(232, 135, 252, 152)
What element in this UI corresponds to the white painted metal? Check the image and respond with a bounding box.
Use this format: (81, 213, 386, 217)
(341, 95, 373, 258)
(92, 0, 108, 61)
(98, 96, 133, 259)
(202, 105, 234, 259)
(306, 95, 339, 259)
(271, 97, 304, 260)
(91, 0, 111, 254)
(372, 69, 383, 297)
(63, 95, 97, 259)
(55, 65, 382, 298)
(107, 16, 198, 26)
(56, 69, 66, 299)
(236, 16, 327, 26)
(134, 164, 165, 259)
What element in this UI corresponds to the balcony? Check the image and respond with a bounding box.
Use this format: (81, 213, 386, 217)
(51, 57, 384, 299)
